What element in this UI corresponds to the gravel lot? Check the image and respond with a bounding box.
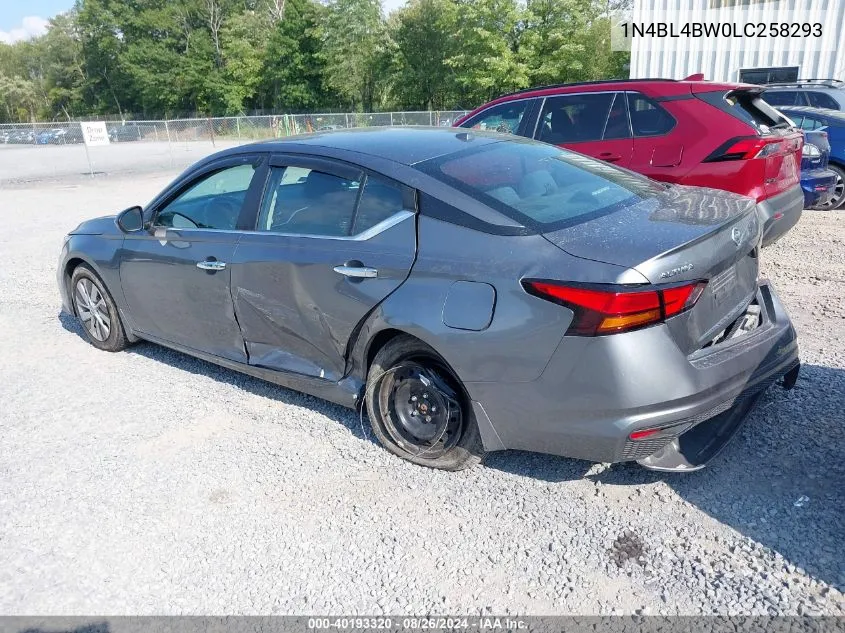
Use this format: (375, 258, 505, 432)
(0, 172, 842, 616)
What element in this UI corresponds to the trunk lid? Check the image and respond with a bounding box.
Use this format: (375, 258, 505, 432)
(542, 184, 761, 352)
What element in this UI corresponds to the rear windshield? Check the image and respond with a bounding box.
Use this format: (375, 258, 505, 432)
(416, 140, 666, 230)
(698, 90, 792, 132)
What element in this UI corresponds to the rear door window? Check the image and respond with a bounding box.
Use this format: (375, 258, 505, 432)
(799, 116, 825, 130)
(535, 92, 620, 144)
(353, 176, 412, 234)
(461, 101, 530, 135)
(699, 90, 792, 132)
(762, 91, 801, 106)
(627, 93, 676, 136)
(806, 91, 840, 110)
(257, 166, 361, 236)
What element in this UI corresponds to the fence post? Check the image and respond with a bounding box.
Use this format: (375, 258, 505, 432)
(236, 117, 241, 141)
(430, 112, 434, 126)
(345, 113, 349, 129)
(164, 120, 174, 167)
(390, 112, 394, 126)
(80, 123, 94, 178)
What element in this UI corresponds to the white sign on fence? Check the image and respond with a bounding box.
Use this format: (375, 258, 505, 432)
(80, 121, 110, 147)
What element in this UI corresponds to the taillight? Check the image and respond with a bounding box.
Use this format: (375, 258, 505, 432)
(703, 136, 784, 162)
(522, 280, 707, 336)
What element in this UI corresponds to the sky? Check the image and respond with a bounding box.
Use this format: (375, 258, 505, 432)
(0, 0, 408, 44)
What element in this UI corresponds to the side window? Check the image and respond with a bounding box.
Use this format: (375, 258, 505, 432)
(156, 163, 256, 229)
(603, 93, 632, 140)
(536, 92, 618, 144)
(461, 101, 529, 135)
(762, 90, 798, 106)
(353, 176, 409, 234)
(807, 91, 840, 110)
(627, 93, 675, 137)
(798, 116, 818, 130)
(257, 165, 361, 236)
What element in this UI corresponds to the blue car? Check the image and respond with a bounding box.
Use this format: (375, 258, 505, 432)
(778, 106, 845, 209)
(800, 130, 836, 208)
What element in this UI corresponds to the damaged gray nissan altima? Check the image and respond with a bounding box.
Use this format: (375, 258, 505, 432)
(57, 127, 800, 471)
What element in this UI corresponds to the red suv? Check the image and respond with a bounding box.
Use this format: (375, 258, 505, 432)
(455, 78, 804, 246)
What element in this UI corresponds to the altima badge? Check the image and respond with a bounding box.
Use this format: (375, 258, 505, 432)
(659, 263, 694, 279)
(731, 226, 743, 247)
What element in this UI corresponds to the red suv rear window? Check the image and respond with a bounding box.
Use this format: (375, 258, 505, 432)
(698, 90, 792, 133)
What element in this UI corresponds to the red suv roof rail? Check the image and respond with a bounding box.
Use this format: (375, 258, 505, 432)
(498, 78, 679, 99)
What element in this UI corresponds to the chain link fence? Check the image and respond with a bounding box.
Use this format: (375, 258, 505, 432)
(0, 111, 470, 184)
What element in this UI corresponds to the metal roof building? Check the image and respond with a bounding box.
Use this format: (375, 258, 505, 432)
(627, 0, 845, 83)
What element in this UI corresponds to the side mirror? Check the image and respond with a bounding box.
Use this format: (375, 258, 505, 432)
(117, 206, 144, 232)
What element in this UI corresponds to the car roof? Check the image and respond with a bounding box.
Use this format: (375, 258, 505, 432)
(242, 126, 507, 166)
(459, 78, 758, 120)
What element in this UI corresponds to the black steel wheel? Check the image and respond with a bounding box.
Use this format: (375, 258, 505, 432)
(366, 336, 485, 470)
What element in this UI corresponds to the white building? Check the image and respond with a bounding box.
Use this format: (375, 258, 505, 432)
(627, 0, 845, 83)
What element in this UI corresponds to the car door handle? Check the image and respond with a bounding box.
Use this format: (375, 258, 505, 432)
(598, 152, 622, 162)
(196, 260, 226, 271)
(333, 265, 378, 278)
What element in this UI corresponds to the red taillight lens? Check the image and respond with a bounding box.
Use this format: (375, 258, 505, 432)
(523, 280, 707, 336)
(662, 282, 706, 317)
(704, 136, 783, 162)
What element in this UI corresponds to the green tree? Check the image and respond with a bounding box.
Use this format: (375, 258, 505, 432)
(258, 0, 327, 111)
(445, 0, 528, 107)
(389, 0, 457, 110)
(322, 0, 388, 111)
(0, 73, 37, 122)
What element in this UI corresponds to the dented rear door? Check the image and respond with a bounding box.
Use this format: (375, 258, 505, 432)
(230, 157, 417, 381)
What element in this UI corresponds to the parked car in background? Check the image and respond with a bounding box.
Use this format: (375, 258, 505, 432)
(7, 129, 35, 144)
(36, 127, 84, 145)
(456, 77, 804, 247)
(107, 123, 143, 142)
(798, 129, 836, 208)
(57, 128, 799, 472)
(776, 105, 845, 209)
(762, 79, 845, 111)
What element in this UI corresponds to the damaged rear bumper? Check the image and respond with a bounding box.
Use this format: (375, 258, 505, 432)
(466, 281, 799, 469)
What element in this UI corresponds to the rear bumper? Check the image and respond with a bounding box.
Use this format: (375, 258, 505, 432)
(757, 184, 803, 247)
(467, 281, 798, 466)
(801, 168, 837, 208)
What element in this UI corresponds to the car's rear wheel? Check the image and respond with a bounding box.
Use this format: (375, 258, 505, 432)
(816, 164, 845, 210)
(70, 264, 129, 352)
(366, 335, 486, 470)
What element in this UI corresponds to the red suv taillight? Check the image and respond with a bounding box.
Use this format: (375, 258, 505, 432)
(522, 280, 707, 336)
(703, 136, 785, 162)
(703, 134, 803, 163)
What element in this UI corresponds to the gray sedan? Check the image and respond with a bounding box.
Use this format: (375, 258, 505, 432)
(58, 128, 800, 471)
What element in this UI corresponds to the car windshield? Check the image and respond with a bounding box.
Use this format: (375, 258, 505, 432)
(416, 140, 666, 230)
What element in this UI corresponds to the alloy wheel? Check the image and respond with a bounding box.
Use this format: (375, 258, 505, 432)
(75, 278, 111, 342)
(818, 171, 845, 210)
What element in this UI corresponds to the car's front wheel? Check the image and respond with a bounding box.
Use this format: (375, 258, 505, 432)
(70, 264, 129, 352)
(366, 335, 486, 470)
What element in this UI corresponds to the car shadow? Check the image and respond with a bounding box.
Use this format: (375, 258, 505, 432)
(59, 311, 843, 589)
(57, 311, 375, 446)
